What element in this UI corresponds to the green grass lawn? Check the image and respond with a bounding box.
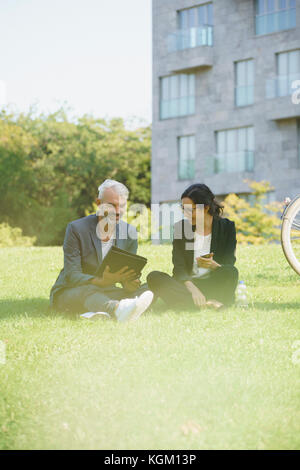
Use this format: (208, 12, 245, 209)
(0, 243, 299, 450)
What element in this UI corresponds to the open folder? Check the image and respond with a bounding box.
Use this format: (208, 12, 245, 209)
(97, 245, 147, 277)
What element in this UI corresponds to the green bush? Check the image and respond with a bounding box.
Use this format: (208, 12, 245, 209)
(0, 222, 36, 247)
(223, 180, 283, 244)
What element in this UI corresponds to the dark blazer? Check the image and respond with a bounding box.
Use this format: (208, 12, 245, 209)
(49, 214, 138, 307)
(172, 216, 237, 282)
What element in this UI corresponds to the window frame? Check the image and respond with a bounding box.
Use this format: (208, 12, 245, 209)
(160, 74, 196, 120)
(177, 134, 196, 181)
(177, 2, 214, 29)
(234, 59, 255, 107)
(276, 49, 300, 97)
(255, 0, 296, 35)
(214, 126, 255, 174)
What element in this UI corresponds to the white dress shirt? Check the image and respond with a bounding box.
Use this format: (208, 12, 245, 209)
(192, 232, 212, 278)
(96, 222, 115, 259)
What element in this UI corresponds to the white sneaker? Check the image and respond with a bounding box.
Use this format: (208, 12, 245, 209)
(129, 290, 154, 322)
(80, 311, 111, 321)
(114, 290, 154, 323)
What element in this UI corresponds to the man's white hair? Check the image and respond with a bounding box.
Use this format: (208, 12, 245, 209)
(98, 179, 129, 200)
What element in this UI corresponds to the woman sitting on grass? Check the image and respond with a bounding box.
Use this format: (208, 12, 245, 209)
(147, 184, 239, 310)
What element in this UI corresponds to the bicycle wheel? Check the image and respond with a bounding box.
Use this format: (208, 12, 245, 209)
(281, 195, 300, 276)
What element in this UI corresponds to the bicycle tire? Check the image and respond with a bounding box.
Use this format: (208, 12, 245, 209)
(281, 194, 300, 276)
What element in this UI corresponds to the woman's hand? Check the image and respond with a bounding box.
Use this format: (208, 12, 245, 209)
(196, 252, 221, 271)
(184, 281, 206, 308)
(191, 288, 207, 308)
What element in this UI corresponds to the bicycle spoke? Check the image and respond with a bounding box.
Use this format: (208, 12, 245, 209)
(281, 195, 300, 275)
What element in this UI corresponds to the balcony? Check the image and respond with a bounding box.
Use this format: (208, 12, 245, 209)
(255, 8, 296, 36)
(163, 25, 214, 74)
(178, 159, 195, 180)
(205, 151, 255, 176)
(266, 73, 300, 99)
(160, 96, 195, 120)
(167, 25, 213, 52)
(266, 73, 300, 120)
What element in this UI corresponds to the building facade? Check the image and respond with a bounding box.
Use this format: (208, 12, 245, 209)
(152, 0, 300, 237)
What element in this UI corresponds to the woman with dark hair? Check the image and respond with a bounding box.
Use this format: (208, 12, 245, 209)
(147, 184, 239, 310)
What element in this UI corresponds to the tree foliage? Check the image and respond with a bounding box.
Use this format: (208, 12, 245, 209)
(222, 180, 284, 244)
(0, 109, 151, 245)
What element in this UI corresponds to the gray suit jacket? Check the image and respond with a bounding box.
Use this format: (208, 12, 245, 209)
(49, 213, 138, 307)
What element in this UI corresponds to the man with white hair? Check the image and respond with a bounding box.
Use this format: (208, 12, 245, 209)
(49, 179, 153, 322)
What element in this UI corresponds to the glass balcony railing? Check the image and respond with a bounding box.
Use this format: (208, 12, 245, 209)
(235, 85, 254, 107)
(205, 151, 255, 176)
(178, 159, 195, 180)
(266, 73, 300, 99)
(255, 8, 296, 35)
(160, 96, 195, 120)
(167, 25, 213, 52)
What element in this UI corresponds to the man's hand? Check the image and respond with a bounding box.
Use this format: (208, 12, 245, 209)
(122, 278, 141, 293)
(91, 266, 136, 288)
(196, 252, 221, 271)
(184, 281, 206, 308)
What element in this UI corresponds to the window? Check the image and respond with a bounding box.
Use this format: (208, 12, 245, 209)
(277, 49, 300, 96)
(159, 202, 182, 244)
(178, 135, 196, 180)
(178, 3, 213, 29)
(266, 49, 300, 98)
(255, 0, 296, 35)
(239, 193, 257, 206)
(235, 59, 254, 106)
(160, 74, 195, 119)
(168, 3, 213, 51)
(212, 127, 255, 174)
(240, 191, 276, 206)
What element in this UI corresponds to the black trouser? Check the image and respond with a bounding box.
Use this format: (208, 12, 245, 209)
(147, 265, 239, 308)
